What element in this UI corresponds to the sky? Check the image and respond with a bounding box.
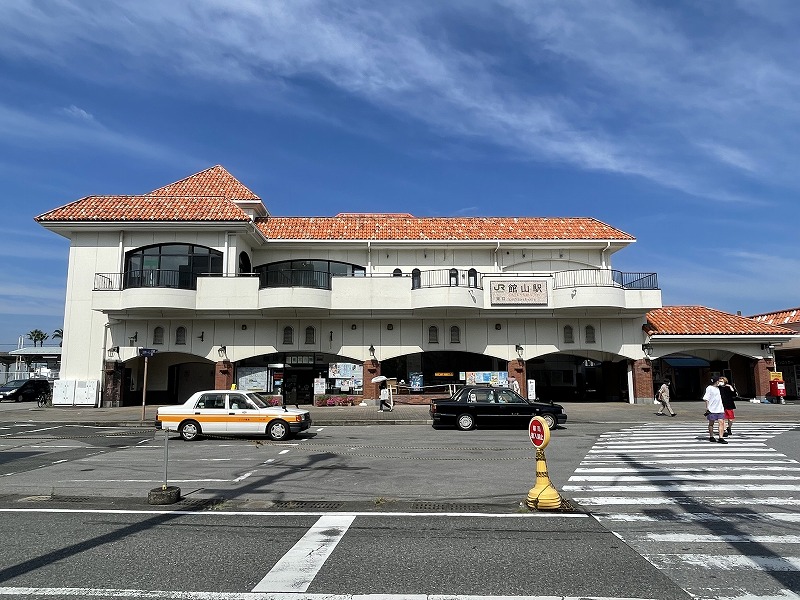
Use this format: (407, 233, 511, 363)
(1, 0, 799, 350)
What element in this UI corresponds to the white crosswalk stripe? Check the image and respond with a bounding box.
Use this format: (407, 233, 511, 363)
(566, 422, 800, 600)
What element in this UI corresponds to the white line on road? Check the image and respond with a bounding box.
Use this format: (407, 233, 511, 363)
(641, 533, 800, 543)
(598, 512, 800, 523)
(564, 484, 800, 492)
(0, 508, 589, 518)
(252, 514, 355, 592)
(645, 553, 800, 571)
(234, 471, 254, 482)
(569, 474, 800, 482)
(571, 495, 800, 506)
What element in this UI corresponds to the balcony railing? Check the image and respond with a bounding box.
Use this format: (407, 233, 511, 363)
(553, 269, 658, 290)
(258, 269, 332, 290)
(414, 269, 483, 290)
(94, 270, 200, 291)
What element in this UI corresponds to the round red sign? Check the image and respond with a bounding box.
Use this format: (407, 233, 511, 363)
(528, 416, 550, 449)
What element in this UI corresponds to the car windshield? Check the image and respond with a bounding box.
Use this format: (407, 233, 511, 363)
(1, 380, 27, 388)
(245, 393, 268, 408)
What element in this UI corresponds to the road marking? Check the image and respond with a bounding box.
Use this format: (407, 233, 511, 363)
(572, 495, 800, 506)
(645, 553, 800, 571)
(252, 514, 355, 592)
(565, 484, 800, 492)
(575, 466, 800, 472)
(569, 474, 800, 481)
(641, 533, 800, 543)
(0, 508, 589, 518)
(0, 425, 62, 437)
(279, 449, 290, 454)
(0, 589, 657, 599)
(234, 471, 254, 482)
(597, 512, 800, 523)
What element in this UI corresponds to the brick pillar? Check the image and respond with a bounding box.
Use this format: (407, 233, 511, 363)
(509, 358, 527, 398)
(632, 359, 654, 405)
(363, 360, 381, 401)
(215, 360, 234, 390)
(753, 358, 771, 400)
(103, 360, 125, 408)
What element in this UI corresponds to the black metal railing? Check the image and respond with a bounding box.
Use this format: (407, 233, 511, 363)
(94, 270, 198, 291)
(553, 269, 658, 290)
(258, 269, 332, 290)
(414, 269, 483, 290)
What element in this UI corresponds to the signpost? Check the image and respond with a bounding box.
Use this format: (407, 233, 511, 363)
(528, 415, 550, 449)
(138, 348, 157, 421)
(525, 416, 563, 510)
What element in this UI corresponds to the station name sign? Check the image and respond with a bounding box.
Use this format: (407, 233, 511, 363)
(489, 279, 548, 305)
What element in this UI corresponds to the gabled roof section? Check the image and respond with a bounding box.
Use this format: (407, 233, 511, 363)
(645, 306, 796, 336)
(256, 215, 634, 241)
(749, 307, 800, 326)
(35, 165, 255, 223)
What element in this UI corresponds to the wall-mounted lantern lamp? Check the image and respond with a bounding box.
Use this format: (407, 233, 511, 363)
(197, 331, 205, 342)
(495, 323, 502, 330)
(515, 344, 524, 359)
(642, 342, 653, 357)
(218, 345, 227, 358)
(351, 324, 357, 330)
(128, 331, 138, 345)
(368, 344, 376, 359)
(387, 323, 394, 330)
(107, 346, 120, 358)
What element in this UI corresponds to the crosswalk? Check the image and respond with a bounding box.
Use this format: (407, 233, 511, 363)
(565, 422, 800, 600)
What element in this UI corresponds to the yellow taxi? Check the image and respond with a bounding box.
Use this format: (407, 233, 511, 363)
(156, 390, 312, 442)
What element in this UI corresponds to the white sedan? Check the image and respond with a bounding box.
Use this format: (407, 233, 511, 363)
(156, 390, 312, 442)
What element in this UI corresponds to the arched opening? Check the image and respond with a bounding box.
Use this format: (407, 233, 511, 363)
(238, 251, 252, 274)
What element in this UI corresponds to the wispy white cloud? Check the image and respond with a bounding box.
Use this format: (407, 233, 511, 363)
(59, 104, 94, 121)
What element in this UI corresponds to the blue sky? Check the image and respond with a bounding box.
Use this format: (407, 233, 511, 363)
(1, 0, 799, 350)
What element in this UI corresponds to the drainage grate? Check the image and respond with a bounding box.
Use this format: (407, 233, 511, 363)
(272, 501, 344, 510)
(177, 499, 225, 510)
(411, 502, 482, 512)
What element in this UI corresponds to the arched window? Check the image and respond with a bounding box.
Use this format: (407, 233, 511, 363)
(238, 251, 252, 274)
(585, 325, 596, 344)
(468, 268, 478, 288)
(283, 326, 294, 345)
(428, 325, 439, 344)
(392, 268, 402, 277)
(153, 326, 164, 345)
(124, 243, 223, 290)
(412, 269, 421, 290)
(563, 325, 574, 344)
(305, 326, 315, 345)
(450, 325, 460, 344)
(175, 326, 187, 345)
(449, 268, 459, 286)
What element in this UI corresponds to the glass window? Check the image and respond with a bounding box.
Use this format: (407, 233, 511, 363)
(305, 326, 315, 345)
(585, 325, 596, 344)
(564, 325, 574, 344)
(124, 243, 222, 290)
(449, 268, 458, 286)
(428, 325, 439, 344)
(153, 326, 164, 345)
(393, 268, 402, 277)
(412, 269, 421, 290)
(175, 327, 187, 345)
(283, 326, 294, 345)
(450, 325, 460, 344)
(468, 268, 478, 288)
(497, 390, 525, 404)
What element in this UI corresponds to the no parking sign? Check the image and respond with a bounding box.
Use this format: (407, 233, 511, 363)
(528, 416, 550, 449)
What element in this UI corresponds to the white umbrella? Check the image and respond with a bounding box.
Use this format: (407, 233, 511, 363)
(371, 375, 388, 383)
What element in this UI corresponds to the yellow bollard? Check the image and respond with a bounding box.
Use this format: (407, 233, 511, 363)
(525, 416, 566, 511)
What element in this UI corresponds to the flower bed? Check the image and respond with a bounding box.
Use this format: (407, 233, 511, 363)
(314, 395, 361, 407)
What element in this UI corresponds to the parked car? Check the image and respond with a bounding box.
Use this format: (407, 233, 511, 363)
(429, 386, 567, 431)
(156, 390, 312, 442)
(0, 379, 53, 402)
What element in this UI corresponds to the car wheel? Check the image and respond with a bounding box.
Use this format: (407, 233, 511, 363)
(541, 413, 557, 429)
(456, 413, 475, 431)
(267, 419, 290, 441)
(178, 420, 201, 441)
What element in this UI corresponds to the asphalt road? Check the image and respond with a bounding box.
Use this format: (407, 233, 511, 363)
(0, 414, 798, 599)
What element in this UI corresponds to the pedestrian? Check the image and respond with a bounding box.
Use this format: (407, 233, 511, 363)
(703, 378, 727, 443)
(510, 378, 521, 395)
(378, 381, 392, 412)
(655, 377, 676, 417)
(718, 376, 737, 437)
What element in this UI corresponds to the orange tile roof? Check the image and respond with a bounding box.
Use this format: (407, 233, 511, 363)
(749, 307, 800, 326)
(645, 306, 795, 336)
(36, 165, 253, 223)
(256, 215, 634, 241)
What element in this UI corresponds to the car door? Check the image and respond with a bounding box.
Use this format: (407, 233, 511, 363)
(495, 389, 532, 428)
(192, 392, 228, 435)
(467, 388, 500, 427)
(226, 393, 262, 434)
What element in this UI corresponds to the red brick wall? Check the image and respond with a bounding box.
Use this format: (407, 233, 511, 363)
(508, 358, 527, 398)
(753, 358, 771, 399)
(632, 359, 654, 404)
(215, 360, 234, 390)
(362, 360, 381, 400)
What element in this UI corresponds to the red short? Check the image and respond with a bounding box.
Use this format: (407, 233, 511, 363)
(724, 409, 735, 420)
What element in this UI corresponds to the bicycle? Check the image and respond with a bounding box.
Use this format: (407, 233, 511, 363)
(36, 389, 53, 408)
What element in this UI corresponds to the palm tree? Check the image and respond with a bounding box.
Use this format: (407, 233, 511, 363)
(26, 329, 49, 347)
(53, 328, 63, 347)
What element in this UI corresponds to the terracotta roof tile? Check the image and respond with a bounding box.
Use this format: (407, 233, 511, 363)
(749, 307, 800, 326)
(256, 215, 634, 241)
(36, 165, 253, 223)
(645, 306, 795, 336)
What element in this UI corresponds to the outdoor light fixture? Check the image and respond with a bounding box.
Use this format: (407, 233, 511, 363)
(369, 344, 376, 358)
(642, 342, 653, 357)
(197, 331, 204, 342)
(107, 346, 120, 357)
(387, 324, 393, 330)
(351, 324, 357, 330)
(129, 332, 138, 344)
(495, 323, 502, 330)
(218, 345, 227, 357)
(515, 344, 524, 358)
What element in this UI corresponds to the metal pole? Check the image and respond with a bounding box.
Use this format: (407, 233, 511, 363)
(163, 427, 169, 490)
(141, 355, 149, 421)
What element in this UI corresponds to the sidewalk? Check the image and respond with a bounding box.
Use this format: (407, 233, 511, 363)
(0, 398, 796, 428)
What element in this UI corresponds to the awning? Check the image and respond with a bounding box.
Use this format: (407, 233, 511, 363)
(661, 356, 710, 367)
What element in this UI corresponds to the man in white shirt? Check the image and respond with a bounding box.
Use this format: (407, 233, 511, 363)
(703, 378, 727, 444)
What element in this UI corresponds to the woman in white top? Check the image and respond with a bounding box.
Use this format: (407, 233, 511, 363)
(703, 379, 727, 444)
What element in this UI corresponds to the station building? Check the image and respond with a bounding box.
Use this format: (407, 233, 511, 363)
(35, 165, 796, 407)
